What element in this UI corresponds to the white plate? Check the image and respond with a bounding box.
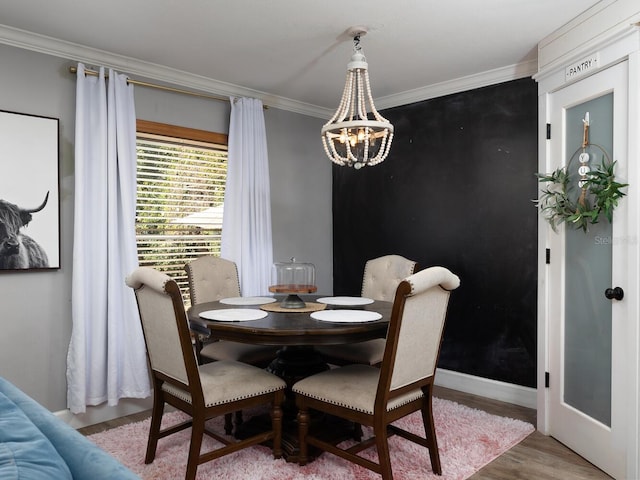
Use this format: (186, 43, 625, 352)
(310, 310, 382, 323)
(219, 296, 277, 306)
(316, 296, 374, 306)
(199, 309, 268, 322)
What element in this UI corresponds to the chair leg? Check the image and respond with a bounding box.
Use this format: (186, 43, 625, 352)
(421, 396, 442, 475)
(145, 388, 165, 464)
(353, 422, 363, 441)
(374, 421, 393, 480)
(223, 410, 243, 435)
(297, 406, 309, 466)
(271, 395, 283, 459)
(193, 335, 205, 365)
(185, 414, 205, 480)
(224, 413, 233, 434)
(235, 410, 244, 427)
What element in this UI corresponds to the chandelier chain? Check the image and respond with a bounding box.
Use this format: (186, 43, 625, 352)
(353, 34, 362, 52)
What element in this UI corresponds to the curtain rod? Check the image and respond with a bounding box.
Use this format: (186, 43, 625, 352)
(68, 66, 267, 108)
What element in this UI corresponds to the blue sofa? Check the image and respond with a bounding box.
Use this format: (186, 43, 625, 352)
(0, 377, 139, 479)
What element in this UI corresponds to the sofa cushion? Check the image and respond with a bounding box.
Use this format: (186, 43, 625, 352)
(0, 391, 72, 480)
(0, 377, 140, 480)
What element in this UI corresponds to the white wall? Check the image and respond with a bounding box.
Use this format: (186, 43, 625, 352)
(0, 43, 332, 414)
(0, 44, 76, 411)
(265, 107, 332, 295)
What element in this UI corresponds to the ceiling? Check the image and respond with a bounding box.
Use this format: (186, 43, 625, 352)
(0, 0, 601, 116)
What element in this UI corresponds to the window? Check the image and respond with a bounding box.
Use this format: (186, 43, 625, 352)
(135, 120, 228, 304)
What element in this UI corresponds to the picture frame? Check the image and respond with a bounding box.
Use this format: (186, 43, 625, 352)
(0, 110, 60, 271)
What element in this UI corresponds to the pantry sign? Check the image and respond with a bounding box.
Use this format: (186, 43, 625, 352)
(565, 53, 599, 82)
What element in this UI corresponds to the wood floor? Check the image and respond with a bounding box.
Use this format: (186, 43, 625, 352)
(79, 385, 612, 479)
(433, 386, 612, 480)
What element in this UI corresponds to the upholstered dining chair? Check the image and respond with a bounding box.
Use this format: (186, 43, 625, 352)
(126, 267, 285, 480)
(185, 256, 280, 366)
(317, 254, 417, 367)
(293, 266, 459, 479)
(185, 255, 281, 433)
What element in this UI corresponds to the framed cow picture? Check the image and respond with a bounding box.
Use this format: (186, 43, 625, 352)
(0, 110, 59, 271)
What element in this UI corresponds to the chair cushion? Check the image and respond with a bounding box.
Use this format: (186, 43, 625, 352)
(200, 341, 279, 364)
(163, 360, 286, 407)
(0, 392, 73, 480)
(317, 339, 386, 366)
(292, 364, 423, 415)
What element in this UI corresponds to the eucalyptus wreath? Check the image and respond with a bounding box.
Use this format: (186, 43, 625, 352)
(535, 145, 628, 232)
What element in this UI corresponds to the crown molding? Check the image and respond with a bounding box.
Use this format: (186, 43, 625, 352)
(0, 23, 538, 118)
(375, 59, 538, 111)
(0, 24, 333, 119)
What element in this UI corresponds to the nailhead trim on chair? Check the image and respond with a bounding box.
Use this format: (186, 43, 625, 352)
(292, 366, 423, 415)
(163, 382, 285, 407)
(291, 389, 423, 415)
(163, 361, 286, 407)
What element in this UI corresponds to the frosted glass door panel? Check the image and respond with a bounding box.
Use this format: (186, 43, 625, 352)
(564, 94, 613, 427)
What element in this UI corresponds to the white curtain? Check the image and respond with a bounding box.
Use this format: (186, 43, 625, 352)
(66, 64, 150, 414)
(221, 97, 273, 296)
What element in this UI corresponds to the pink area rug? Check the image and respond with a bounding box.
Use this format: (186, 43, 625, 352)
(88, 397, 534, 480)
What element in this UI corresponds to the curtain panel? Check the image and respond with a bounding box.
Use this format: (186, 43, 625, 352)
(66, 64, 150, 414)
(221, 97, 274, 296)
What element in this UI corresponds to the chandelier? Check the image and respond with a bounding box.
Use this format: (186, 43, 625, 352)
(321, 29, 394, 169)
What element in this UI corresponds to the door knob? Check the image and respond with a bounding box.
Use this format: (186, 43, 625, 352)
(605, 287, 624, 301)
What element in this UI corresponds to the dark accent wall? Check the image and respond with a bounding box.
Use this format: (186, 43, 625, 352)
(332, 78, 538, 387)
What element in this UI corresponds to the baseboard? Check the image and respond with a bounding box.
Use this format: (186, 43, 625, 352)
(435, 368, 537, 409)
(54, 396, 154, 429)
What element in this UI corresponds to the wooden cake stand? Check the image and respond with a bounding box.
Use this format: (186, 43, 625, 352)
(268, 284, 317, 308)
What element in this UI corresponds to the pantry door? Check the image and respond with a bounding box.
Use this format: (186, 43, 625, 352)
(547, 60, 629, 479)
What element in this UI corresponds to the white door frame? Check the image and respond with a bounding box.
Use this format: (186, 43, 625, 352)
(536, 34, 640, 480)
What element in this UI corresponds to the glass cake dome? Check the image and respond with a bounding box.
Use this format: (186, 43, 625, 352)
(269, 257, 317, 308)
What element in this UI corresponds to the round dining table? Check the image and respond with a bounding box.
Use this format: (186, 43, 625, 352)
(187, 295, 392, 386)
(187, 295, 392, 462)
(187, 295, 391, 344)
